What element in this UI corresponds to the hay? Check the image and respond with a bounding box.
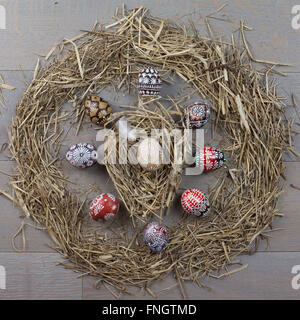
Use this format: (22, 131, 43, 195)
(104, 102, 184, 225)
(0, 73, 15, 110)
(6, 6, 292, 297)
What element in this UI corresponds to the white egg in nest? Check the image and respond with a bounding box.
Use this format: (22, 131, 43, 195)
(136, 137, 163, 171)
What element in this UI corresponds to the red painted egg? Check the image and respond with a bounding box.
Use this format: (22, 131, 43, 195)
(181, 188, 210, 217)
(89, 193, 119, 221)
(195, 147, 226, 174)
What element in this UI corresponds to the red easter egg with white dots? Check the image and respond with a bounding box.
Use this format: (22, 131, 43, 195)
(181, 189, 210, 217)
(195, 147, 226, 174)
(89, 193, 119, 221)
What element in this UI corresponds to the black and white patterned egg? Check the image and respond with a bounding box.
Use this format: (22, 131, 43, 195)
(138, 66, 162, 96)
(143, 222, 168, 253)
(66, 143, 98, 168)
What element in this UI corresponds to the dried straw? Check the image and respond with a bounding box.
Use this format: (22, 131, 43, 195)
(5, 7, 292, 297)
(0, 73, 15, 109)
(104, 102, 183, 226)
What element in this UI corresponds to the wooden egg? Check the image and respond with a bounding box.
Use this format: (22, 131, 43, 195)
(195, 147, 226, 174)
(143, 222, 168, 253)
(181, 189, 210, 217)
(84, 95, 112, 126)
(66, 143, 98, 168)
(138, 66, 162, 96)
(184, 100, 210, 129)
(136, 137, 162, 171)
(89, 193, 119, 221)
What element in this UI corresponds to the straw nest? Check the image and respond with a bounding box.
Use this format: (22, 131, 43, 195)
(6, 6, 293, 297)
(104, 104, 184, 226)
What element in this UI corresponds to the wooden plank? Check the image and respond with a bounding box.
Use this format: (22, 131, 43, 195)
(0, 68, 299, 161)
(0, 71, 55, 252)
(0, 0, 298, 71)
(83, 252, 300, 299)
(0, 252, 82, 299)
(0, 0, 298, 299)
(0, 70, 28, 158)
(0, 160, 55, 252)
(180, 161, 300, 252)
(0, 68, 299, 251)
(265, 162, 300, 251)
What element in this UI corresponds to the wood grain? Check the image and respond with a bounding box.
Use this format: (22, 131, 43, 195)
(83, 252, 300, 300)
(0, 69, 299, 160)
(0, 0, 298, 71)
(0, 252, 82, 299)
(0, 160, 54, 252)
(181, 161, 300, 252)
(0, 0, 299, 299)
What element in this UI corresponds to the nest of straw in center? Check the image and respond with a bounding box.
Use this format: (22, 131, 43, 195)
(6, 6, 293, 298)
(105, 103, 183, 225)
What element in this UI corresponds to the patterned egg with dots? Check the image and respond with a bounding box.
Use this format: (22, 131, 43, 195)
(143, 222, 168, 253)
(195, 147, 226, 174)
(181, 189, 210, 217)
(84, 95, 112, 126)
(89, 193, 119, 221)
(184, 100, 210, 129)
(66, 143, 98, 168)
(138, 66, 162, 96)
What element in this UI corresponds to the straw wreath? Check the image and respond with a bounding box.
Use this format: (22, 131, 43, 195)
(4, 6, 293, 298)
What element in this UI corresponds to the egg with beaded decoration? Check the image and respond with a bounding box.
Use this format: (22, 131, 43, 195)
(138, 66, 162, 96)
(84, 95, 113, 126)
(143, 222, 168, 253)
(195, 147, 226, 174)
(184, 100, 210, 129)
(181, 189, 210, 217)
(66, 143, 98, 168)
(89, 193, 119, 221)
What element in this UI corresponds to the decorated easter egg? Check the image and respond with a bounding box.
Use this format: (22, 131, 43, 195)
(138, 66, 162, 96)
(143, 222, 168, 253)
(136, 137, 163, 171)
(84, 95, 112, 126)
(66, 143, 98, 168)
(184, 100, 210, 129)
(89, 193, 119, 221)
(195, 147, 226, 174)
(181, 189, 210, 217)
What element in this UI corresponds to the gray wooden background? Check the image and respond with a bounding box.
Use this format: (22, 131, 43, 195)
(0, 0, 300, 300)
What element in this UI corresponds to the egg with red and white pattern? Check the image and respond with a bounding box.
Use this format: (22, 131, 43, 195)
(66, 143, 98, 168)
(181, 189, 210, 217)
(89, 193, 119, 221)
(143, 222, 168, 253)
(195, 147, 226, 174)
